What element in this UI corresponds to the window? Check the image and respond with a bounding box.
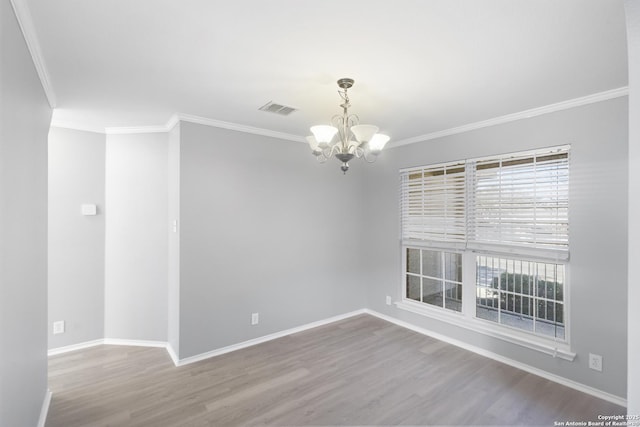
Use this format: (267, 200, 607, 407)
(399, 146, 571, 355)
(476, 255, 565, 340)
(406, 248, 462, 312)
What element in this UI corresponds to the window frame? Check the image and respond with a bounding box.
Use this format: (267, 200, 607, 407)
(398, 146, 574, 360)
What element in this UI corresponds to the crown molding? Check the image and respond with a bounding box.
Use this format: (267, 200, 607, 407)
(10, 0, 56, 108)
(102, 113, 305, 141)
(49, 86, 628, 143)
(165, 113, 180, 131)
(177, 113, 305, 143)
(105, 114, 179, 134)
(388, 86, 629, 148)
(52, 114, 181, 135)
(105, 124, 172, 135)
(49, 119, 106, 134)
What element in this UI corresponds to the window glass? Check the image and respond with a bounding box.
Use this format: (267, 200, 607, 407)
(406, 275, 421, 301)
(422, 277, 443, 307)
(422, 250, 442, 278)
(406, 248, 420, 274)
(404, 248, 462, 313)
(444, 252, 462, 282)
(475, 255, 565, 340)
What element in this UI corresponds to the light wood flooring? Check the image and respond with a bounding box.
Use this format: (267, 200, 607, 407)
(46, 314, 625, 426)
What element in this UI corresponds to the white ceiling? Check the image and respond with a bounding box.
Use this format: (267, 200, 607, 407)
(25, 0, 628, 142)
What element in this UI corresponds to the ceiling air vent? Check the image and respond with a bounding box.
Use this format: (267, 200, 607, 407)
(258, 101, 297, 116)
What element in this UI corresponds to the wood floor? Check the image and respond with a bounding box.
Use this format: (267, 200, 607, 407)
(46, 315, 625, 426)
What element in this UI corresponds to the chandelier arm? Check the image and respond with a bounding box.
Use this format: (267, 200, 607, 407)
(362, 150, 379, 163)
(327, 144, 343, 158)
(312, 150, 329, 163)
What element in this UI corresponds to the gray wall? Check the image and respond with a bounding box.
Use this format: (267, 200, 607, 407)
(48, 127, 105, 349)
(104, 133, 168, 341)
(362, 97, 628, 398)
(626, 0, 640, 413)
(0, 0, 52, 425)
(178, 122, 367, 358)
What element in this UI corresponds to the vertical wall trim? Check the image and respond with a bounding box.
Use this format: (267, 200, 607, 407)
(36, 389, 52, 427)
(625, 0, 640, 414)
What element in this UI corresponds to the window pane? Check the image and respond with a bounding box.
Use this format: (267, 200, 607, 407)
(536, 276, 548, 298)
(422, 277, 443, 308)
(522, 262, 534, 296)
(406, 275, 421, 301)
(502, 309, 534, 332)
(407, 248, 420, 274)
(536, 309, 565, 340)
(522, 296, 532, 316)
(499, 272, 507, 291)
(404, 247, 463, 313)
(476, 299, 498, 322)
(555, 280, 564, 302)
(477, 286, 498, 310)
(476, 255, 566, 341)
(444, 252, 462, 282)
(555, 265, 565, 302)
(444, 282, 462, 312)
(422, 250, 442, 278)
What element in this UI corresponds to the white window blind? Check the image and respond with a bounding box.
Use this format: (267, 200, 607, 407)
(468, 147, 569, 258)
(400, 161, 466, 246)
(400, 146, 570, 259)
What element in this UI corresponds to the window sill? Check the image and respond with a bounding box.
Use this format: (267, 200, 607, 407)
(395, 300, 576, 361)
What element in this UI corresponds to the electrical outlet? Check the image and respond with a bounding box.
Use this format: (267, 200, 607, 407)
(386, 296, 392, 306)
(588, 353, 603, 372)
(53, 320, 65, 335)
(251, 312, 259, 325)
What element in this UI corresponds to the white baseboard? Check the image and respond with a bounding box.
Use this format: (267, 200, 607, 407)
(48, 339, 104, 356)
(37, 388, 52, 427)
(49, 338, 167, 357)
(166, 343, 179, 366)
(176, 309, 367, 366)
(364, 309, 627, 408)
(102, 338, 167, 348)
(46, 310, 367, 368)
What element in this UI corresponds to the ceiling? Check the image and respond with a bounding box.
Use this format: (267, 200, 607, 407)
(24, 0, 628, 143)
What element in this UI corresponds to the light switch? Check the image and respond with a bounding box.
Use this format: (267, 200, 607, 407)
(81, 204, 97, 216)
(53, 320, 65, 335)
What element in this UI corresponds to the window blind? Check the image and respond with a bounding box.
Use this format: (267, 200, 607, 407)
(468, 147, 569, 258)
(400, 146, 570, 259)
(400, 161, 466, 246)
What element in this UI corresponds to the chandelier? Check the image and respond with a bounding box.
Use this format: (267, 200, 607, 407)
(306, 78, 390, 174)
